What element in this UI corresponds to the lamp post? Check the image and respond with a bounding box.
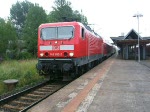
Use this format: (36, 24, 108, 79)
(133, 13, 143, 62)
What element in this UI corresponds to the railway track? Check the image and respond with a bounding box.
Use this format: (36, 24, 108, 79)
(0, 80, 69, 112)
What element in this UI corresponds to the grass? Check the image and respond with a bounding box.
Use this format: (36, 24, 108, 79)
(0, 59, 44, 95)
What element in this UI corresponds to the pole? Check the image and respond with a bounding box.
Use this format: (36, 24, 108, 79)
(133, 13, 143, 62)
(137, 15, 140, 62)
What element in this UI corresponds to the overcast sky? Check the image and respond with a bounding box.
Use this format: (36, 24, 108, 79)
(0, 0, 150, 42)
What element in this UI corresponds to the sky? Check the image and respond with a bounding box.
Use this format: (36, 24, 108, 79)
(0, 0, 150, 42)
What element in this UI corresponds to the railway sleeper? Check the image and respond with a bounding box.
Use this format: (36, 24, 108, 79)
(27, 93, 44, 98)
(33, 91, 48, 95)
(42, 86, 54, 89)
(12, 100, 32, 105)
(20, 96, 37, 101)
(3, 104, 23, 111)
(37, 88, 54, 92)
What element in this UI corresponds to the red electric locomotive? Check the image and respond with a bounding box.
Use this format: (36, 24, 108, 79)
(36, 21, 104, 80)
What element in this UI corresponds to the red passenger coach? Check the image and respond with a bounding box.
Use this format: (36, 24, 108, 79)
(103, 41, 115, 59)
(36, 22, 105, 80)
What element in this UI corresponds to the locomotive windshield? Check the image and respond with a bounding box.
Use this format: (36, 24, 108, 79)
(41, 26, 74, 40)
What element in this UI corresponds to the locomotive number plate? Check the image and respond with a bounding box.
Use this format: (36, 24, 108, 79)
(49, 53, 62, 56)
(52, 46, 60, 50)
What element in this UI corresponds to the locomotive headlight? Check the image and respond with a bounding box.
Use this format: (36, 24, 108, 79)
(69, 52, 74, 57)
(40, 53, 44, 57)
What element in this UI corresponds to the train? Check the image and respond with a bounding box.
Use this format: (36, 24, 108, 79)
(36, 21, 115, 81)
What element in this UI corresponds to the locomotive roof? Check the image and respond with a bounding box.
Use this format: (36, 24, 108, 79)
(39, 21, 81, 27)
(39, 21, 101, 38)
(40, 21, 92, 32)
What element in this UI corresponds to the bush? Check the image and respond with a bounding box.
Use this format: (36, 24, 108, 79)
(16, 51, 33, 60)
(0, 59, 44, 95)
(6, 49, 33, 60)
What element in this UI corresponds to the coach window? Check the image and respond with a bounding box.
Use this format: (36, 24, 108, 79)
(81, 28, 85, 39)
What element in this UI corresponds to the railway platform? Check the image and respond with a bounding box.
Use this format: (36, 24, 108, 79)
(28, 54, 150, 112)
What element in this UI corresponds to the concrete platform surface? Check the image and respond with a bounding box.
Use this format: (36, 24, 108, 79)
(28, 55, 150, 112)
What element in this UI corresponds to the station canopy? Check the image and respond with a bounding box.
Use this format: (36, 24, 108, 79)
(111, 29, 150, 46)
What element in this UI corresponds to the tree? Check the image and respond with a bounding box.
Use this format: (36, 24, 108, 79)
(48, 0, 73, 22)
(0, 18, 17, 58)
(23, 4, 48, 56)
(0, 18, 6, 57)
(73, 10, 88, 24)
(10, 0, 34, 37)
(48, 0, 88, 24)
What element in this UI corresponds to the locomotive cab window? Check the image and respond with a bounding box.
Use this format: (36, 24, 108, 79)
(41, 26, 74, 40)
(58, 26, 74, 39)
(41, 27, 56, 40)
(81, 28, 85, 39)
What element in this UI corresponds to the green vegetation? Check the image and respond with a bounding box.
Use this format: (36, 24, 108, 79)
(23, 4, 48, 56)
(0, 59, 44, 95)
(0, 18, 17, 58)
(48, 0, 87, 24)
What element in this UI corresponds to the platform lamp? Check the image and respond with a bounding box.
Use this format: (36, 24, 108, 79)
(133, 13, 143, 62)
